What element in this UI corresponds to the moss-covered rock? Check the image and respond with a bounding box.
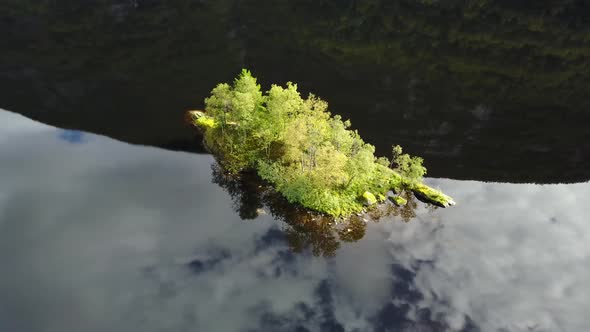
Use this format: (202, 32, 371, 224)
(391, 195, 407, 206)
(362, 191, 377, 206)
(412, 183, 456, 208)
(195, 116, 216, 129)
(188, 110, 217, 129)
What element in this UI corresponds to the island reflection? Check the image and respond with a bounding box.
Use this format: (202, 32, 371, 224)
(212, 164, 430, 257)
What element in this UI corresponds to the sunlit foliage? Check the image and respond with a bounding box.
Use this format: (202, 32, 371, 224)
(201, 70, 426, 217)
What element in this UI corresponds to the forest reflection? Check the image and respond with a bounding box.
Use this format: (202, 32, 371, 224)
(212, 164, 430, 257)
(3, 0, 590, 182)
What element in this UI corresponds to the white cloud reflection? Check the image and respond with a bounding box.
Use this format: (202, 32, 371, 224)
(378, 179, 590, 332)
(1, 109, 588, 332)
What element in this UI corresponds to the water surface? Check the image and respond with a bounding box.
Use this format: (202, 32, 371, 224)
(2, 1, 590, 182)
(1, 109, 588, 332)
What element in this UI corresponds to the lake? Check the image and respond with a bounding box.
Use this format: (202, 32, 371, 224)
(1, 109, 588, 331)
(1, 0, 589, 182)
(1, 1, 589, 331)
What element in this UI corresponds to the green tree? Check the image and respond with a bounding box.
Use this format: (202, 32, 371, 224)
(195, 70, 447, 217)
(391, 145, 426, 184)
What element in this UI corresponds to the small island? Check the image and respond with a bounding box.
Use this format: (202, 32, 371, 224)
(188, 70, 454, 218)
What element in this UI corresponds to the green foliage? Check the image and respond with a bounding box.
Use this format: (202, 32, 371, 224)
(202, 70, 266, 173)
(199, 70, 431, 217)
(391, 145, 427, 185)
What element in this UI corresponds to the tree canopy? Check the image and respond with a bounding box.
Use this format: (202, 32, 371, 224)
(195, 70, 442, 217)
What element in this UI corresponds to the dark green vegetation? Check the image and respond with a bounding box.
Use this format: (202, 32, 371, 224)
(2, 0, 590, 182)
(192, 70, 453, 217)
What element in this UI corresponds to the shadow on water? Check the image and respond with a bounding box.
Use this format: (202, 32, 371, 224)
(211, 164, 429, 257)
(2, 0, 590, 183)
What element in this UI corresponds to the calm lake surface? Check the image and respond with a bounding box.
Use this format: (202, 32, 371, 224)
(2, 0, 590, 182)
(1, 110, 589, 331)
(1, 1, 590, 331)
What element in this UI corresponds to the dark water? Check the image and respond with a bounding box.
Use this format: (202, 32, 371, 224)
(1, 110, 589, 331)
(1, 0, 590, 182)
(2, 2, 590, 331)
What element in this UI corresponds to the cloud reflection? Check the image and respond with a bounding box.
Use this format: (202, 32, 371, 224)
(378, 179, 590, 331)
(1, 109, 588, 332)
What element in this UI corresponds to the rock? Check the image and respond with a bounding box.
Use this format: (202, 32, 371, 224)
(412, 183, 456, 207)
(362, 191, 377, 206)
(390, 195, 407, 206)
(187, 110, 217, 130)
